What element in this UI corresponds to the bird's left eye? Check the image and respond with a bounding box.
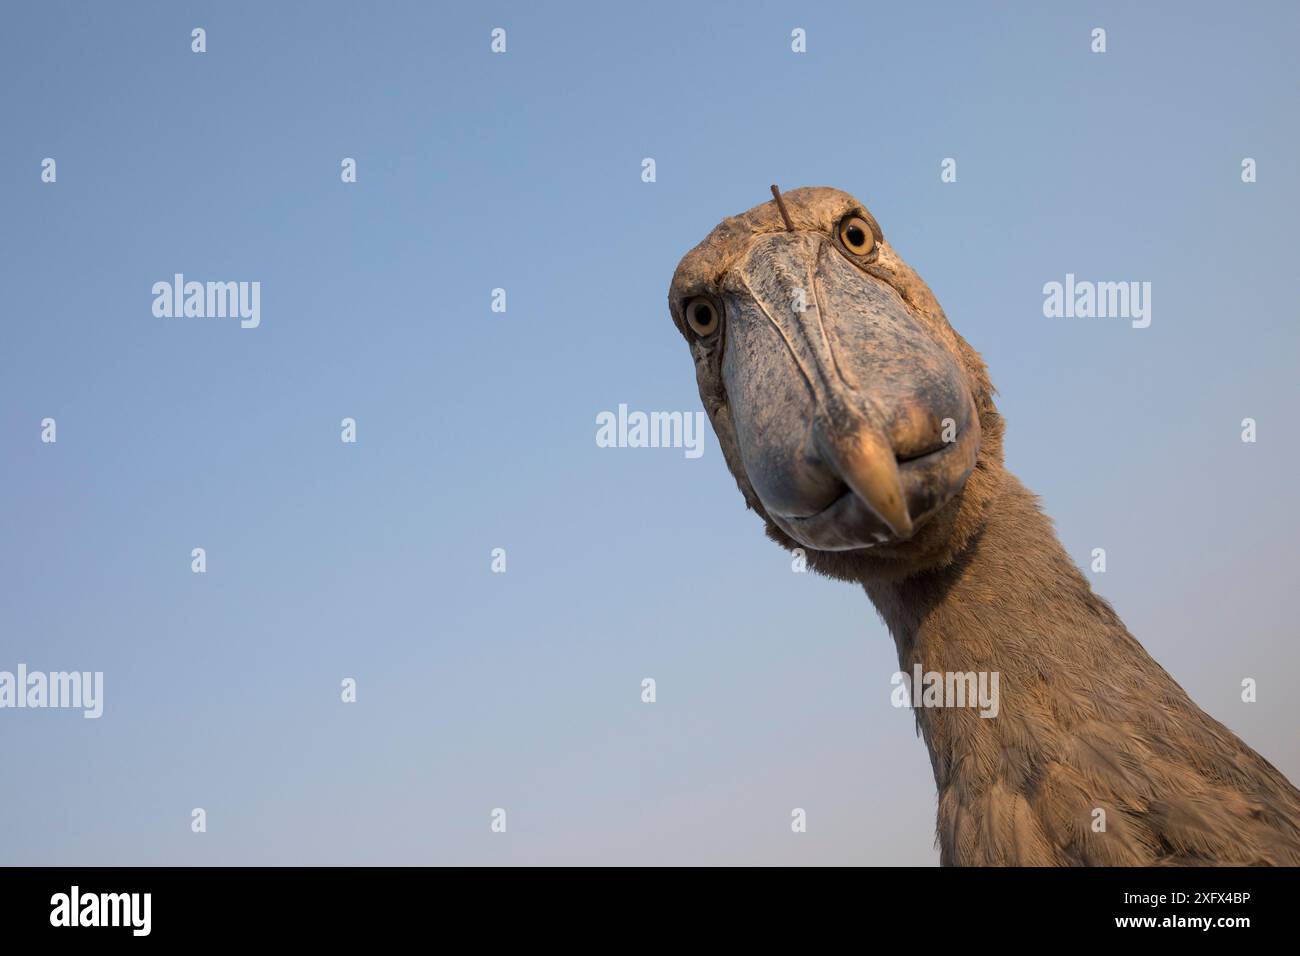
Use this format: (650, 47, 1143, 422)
(685, 297, 721, 337)
(838, 215, 876, 256)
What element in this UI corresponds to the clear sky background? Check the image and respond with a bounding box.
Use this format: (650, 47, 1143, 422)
(1, 1, 1296, 865)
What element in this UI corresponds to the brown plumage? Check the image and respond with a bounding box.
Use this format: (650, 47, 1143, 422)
(668, 186, 1300, 865)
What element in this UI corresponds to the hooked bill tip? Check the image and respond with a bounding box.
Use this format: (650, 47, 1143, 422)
(833, 429, 913, 540)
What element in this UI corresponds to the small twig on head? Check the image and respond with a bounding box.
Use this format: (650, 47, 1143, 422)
(770, 184, 795, 231)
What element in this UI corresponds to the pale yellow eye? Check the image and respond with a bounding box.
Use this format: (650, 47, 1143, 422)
(838, 215, 876, 256)
(685, 297, 720, 337)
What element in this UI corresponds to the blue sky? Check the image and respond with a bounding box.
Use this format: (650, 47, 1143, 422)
(1, 0, 1296, 864)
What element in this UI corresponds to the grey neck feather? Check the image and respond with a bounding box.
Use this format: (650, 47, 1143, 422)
(864, 473, 1169, 791)
(860, 472, 1300, 864)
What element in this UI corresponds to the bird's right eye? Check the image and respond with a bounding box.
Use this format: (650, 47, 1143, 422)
(685, 297, 721, 337)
